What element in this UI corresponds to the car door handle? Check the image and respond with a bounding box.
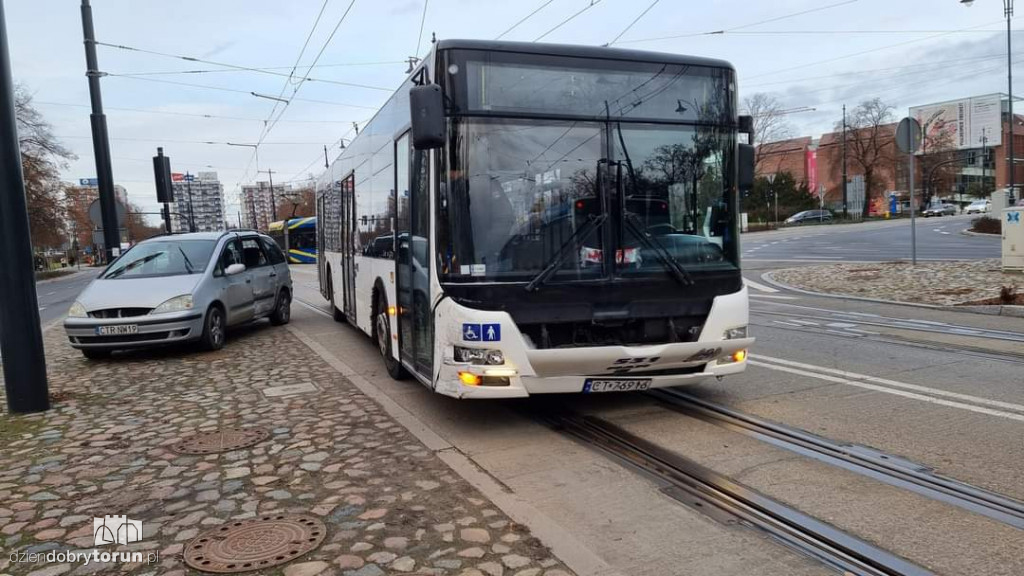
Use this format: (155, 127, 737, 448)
(269, 272, 277, 277)
(245, 279, 251, 284)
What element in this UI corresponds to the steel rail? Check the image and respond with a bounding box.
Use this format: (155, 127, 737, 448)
(651, 389, 1024, 530)
(545, 410, 934, 576)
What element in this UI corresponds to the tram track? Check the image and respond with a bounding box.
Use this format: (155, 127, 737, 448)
(542, 408, 935, 576)
(648, 389, 1024, 530)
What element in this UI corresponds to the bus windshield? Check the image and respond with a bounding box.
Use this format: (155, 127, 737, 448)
(438, 119, 737, 283)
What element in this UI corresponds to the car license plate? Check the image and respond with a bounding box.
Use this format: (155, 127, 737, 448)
(583, 378, 652, 393)
(95, 324, 138, 336)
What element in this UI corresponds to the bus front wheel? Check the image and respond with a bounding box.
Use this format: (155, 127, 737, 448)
(376, 293, 407, 380)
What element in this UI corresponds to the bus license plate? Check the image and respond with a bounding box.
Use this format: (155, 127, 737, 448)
(96, 324, 138, 336)
(583, 378, 652, 393)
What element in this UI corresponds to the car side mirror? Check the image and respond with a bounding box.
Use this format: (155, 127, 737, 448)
(738, 143, 755, 193)
(225, 263, 246, 276)
(410, 84, 445, 150)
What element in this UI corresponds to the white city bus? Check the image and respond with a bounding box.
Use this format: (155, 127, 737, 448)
(317, 39, 755, 399)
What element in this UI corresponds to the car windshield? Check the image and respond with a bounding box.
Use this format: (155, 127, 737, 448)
(101, 240, 216, 280)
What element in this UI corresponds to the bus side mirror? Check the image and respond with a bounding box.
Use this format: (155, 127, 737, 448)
(739, 115, 754, 141)
(738, 143, 755, 193)
(410, 85, 445, 150)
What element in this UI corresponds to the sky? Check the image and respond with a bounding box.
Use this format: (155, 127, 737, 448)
(5, 0, 1022, 223)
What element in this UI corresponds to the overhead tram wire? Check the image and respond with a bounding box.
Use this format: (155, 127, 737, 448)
(59, 135, 328, 146)
(36, 100, 361, 124)
(744, 49, 1024, 89)
(614, 0, 859, 44)
(96, 41, 391, 92)
(605, 0, 660, 46)
(747, 18, 1007, 80)
(414, 0, 430, 58)
(111, 60, 407, 77)
(495, 0, 559, 40)
(103, 74, 379, 110)
(534, 0, 604, 42)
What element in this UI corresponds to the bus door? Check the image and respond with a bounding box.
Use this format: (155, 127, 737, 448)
(317, 193, 328, 299)
(340, 174, 357, 321)
(395, 132, 434, 379)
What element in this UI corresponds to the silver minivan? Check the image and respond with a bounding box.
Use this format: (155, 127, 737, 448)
(64, 231, 292, 359)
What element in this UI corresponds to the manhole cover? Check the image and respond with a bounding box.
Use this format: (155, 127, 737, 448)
(170, 427, 270, 455)
(184, 515, 326, 573)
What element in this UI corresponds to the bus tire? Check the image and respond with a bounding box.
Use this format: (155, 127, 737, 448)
(375, 292, 407, 380)
(329, 272, 344, 322)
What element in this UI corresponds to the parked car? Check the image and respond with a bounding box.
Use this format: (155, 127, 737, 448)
(784, 209, 832, 225)
(63, 231, 293, 359)
(965, 199, 991, 214)
(923, 203, 957, 217)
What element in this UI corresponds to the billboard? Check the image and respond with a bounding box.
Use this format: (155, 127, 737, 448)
(171, 173, 195, 182)
(910, 94, 1002, 153)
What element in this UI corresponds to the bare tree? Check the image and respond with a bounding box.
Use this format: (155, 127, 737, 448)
(830, 98, 896, 216)
(742, 93, 793, 169)
(15, 84, 76, 250)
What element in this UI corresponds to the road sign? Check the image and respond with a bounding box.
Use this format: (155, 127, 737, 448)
(896, 117, 922, 154)
(88, 199, 126, 228)
(79, 178, 98, 186)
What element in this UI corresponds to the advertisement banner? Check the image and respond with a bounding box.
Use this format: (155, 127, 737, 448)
(910, 94, 1002, 153)
(805, 149, 818, 195)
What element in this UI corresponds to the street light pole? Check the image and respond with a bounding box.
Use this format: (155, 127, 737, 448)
(962, 0, 1015, 201)
(842, 103, 849, 219)
(260, 169, 277, 222)
(0, 0, 49, 413)
(80, 0, 120, 263)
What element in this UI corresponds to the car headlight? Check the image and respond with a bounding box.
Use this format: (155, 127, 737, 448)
(68, 301, 87, 318)
(151, 294, 194, 314)
(723, 326, 748, 340)
(454, 346, 504, 365)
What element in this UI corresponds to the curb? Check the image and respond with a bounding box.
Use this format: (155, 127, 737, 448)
(761, 270, 1024, 317)
(759, 271, 941, 309)
(959, 228, 1001, 238)
(286, 311, 622, 576)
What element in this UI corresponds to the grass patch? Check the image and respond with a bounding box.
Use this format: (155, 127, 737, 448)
(36, 269, 75, 281)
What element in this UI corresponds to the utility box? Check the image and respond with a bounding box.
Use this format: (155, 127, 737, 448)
(1004, 207, 1024, 273)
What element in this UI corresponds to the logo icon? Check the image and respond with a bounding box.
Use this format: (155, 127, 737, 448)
(462, 323, 481, 341)
(1008, 212, 1021, 223)
(94, 515, 143, 546)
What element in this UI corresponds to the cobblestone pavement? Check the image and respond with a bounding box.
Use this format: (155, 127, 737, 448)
(0, 323, 573, 576)
(771, 259, 1024, 305)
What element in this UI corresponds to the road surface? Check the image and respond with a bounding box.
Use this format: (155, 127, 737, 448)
(742, 214, 999, 262)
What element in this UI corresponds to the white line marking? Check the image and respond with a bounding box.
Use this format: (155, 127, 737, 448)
(744, 279, 779, 293)
(825, 322, 857, 328)
(749, 294, 798, 300)
(792, 256, 844, 260)
(748, 360, 1024, 423)
(754, 355, 1024, 414)
(788, 320, 819, 326)
(772, 320, 803, 327)
(38, 306, 46, 311)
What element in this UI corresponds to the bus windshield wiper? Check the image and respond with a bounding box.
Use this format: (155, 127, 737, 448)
(622, 213, 693, 286)
(524, 214, 607, 292)
(612, 119, 693, 287)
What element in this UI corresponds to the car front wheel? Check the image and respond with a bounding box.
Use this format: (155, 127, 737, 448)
(269, 290, 291, 326)
(201, 305, 226, 351)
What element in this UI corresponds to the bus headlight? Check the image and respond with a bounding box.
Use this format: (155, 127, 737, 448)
(723, 326, 748, 340)
(454, 346, 504, 365)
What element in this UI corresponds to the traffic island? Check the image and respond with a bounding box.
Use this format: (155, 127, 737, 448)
(767, 259, 1024, 315)
(0, 325, 574, 576)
